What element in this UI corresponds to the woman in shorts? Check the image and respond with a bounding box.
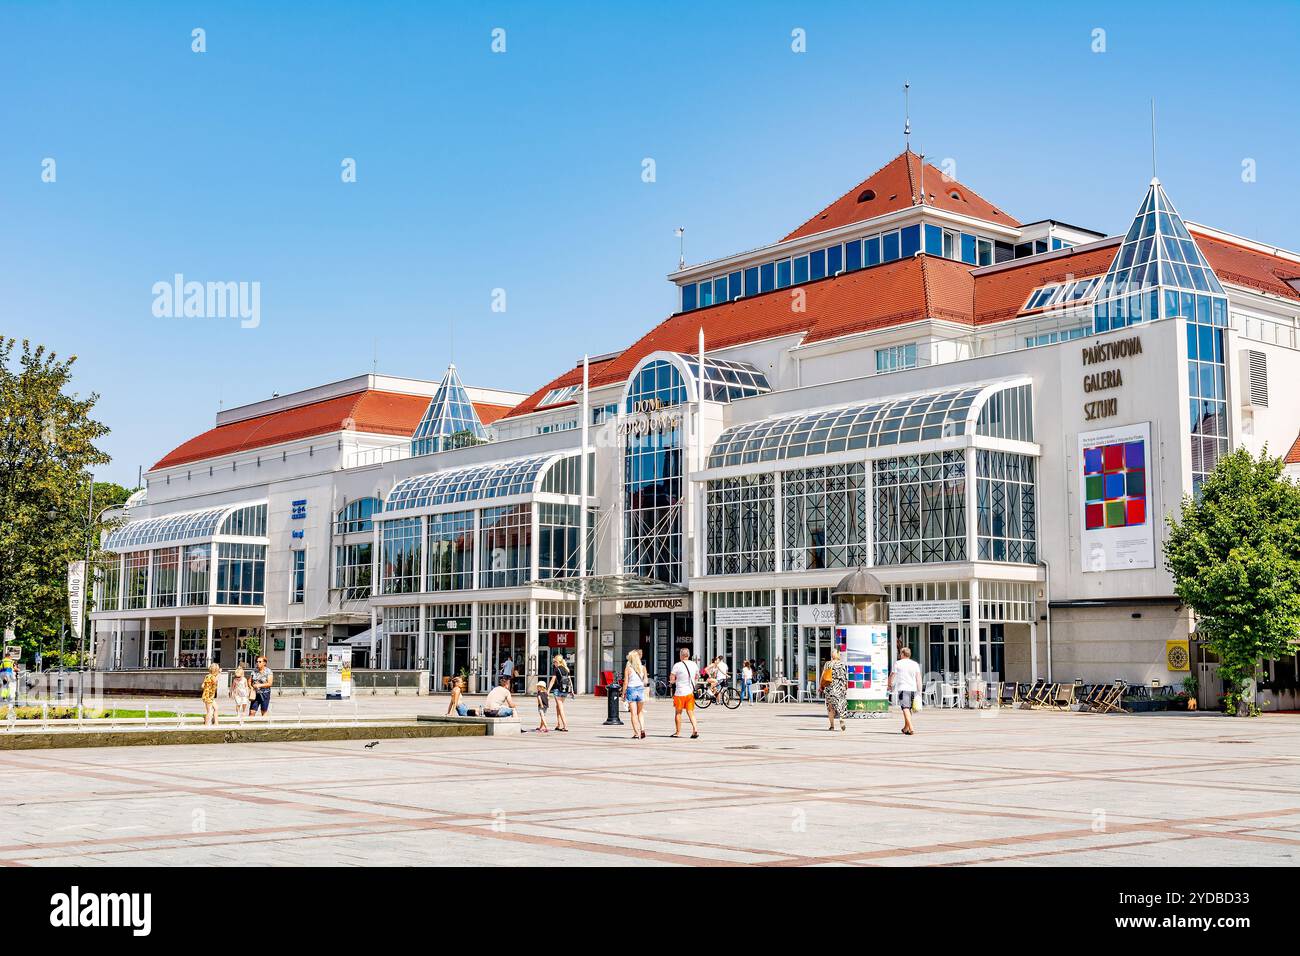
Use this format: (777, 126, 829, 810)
(623, 649, 647, 740)
(546, 652, 573, 732)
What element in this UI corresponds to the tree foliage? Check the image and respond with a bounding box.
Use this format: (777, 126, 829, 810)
(0, 338, 112, 657)
(1164, 448, 1300, 715)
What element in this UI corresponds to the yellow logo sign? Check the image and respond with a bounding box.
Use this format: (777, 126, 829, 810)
(1166, 640, 1190, 672)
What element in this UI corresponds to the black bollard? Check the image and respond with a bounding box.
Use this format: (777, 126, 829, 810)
(603, 681, 623, 725)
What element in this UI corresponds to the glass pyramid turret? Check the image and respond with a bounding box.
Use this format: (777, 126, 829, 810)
(1094, 179, 1231, 493)
(1093, 178, 1226, 333)
(410, 364, 492, 456)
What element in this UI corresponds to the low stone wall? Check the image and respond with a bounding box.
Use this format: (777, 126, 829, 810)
(0, 721, 481, 750)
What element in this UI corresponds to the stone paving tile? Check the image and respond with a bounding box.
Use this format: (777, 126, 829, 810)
(2, 699, 1297, 866)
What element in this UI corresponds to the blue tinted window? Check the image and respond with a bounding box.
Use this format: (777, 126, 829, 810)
(882, 232, 900, 262)
(827, 244, 843, 276)
(864, 236, 881, 266)
(681, 283, 697, 312)
(845, 240, 862, 271)
(777, 259, 791, 288)
(793, 256, 809, 284)
(960, 234, 977, 264)
(744, 267, 759, 296)
(760, 262, 775, 292)
(699, 281, 714, 307)
(809, 249, 826, 280)
(714, 277, 728, 303)
(924, 224, 943, 256)
(901, 225, 921, 258)
(728, 271, 742, 300)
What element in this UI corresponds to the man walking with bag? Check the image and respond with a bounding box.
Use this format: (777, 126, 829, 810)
(669, 647, 700, 739)
(888, 647, 922, 736)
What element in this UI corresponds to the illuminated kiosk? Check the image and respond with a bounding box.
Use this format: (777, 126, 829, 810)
(831, 569, 891, 716)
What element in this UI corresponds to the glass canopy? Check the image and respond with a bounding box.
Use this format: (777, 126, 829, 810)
(707, 383, 1015, 468)
(410, 364, 492, 456)
(385, 454, 555, 511)
(674, 353, 772, 403)
(105, 504, 248, 550)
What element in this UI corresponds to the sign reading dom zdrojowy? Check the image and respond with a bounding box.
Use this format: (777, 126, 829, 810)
(1078, 421, 1154, 572)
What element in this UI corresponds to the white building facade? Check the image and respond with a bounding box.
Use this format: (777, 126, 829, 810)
(91, 151, 1300, 704)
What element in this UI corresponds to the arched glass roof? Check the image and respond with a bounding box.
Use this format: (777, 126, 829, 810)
(623, 352, 771, 411)
(105, 506, 229, 551)
(707, 383, 1025, 468)
(385, 454, 555, 512)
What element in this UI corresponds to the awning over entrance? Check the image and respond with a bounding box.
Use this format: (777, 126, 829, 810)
(527, 574, 689, 601)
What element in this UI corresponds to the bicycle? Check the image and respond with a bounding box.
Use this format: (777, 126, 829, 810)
(652, 675, 670, 698)
(694, 680, 741, 710)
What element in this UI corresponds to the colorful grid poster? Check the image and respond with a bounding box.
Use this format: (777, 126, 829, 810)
(838, 624, 890, 712)
(1078, 422, 1155, 572)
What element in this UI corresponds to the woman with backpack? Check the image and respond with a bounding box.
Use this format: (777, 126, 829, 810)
(546, 652, 575, 732)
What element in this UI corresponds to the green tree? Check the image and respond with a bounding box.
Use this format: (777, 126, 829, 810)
(0, 338, 112, 659)
(1164, 448, 1300, 715)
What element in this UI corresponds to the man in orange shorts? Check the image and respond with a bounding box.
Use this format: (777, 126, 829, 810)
(669, 647, 700, 739)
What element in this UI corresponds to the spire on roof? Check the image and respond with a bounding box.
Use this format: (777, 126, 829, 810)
(410, 363, 492, 456)
(1092, 179, 1225, 329)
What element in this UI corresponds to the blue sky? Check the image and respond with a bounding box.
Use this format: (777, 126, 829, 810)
(2, 0, 1297, 486)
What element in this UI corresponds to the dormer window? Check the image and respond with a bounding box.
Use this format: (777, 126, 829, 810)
(857, 188, 876, 203)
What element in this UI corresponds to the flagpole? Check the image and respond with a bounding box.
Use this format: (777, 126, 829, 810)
(577, 355, 590, 693)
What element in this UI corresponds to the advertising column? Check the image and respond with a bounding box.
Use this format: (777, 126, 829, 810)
(837, 623, 891, 714)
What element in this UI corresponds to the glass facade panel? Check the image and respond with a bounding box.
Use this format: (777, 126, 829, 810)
(215, 543, 266, 605)
(380, 517, 422, 594)
(705, 474, 775, 575)
(336, 498, 379, 534)
(150, 547, 179, 609)
(480, 504, 531, 588)
(873, 453, 967, 565)
(334, 541, 372, 601)
(781, 464, 867, 571)
(220, 503, 267, 537)
(123, 551, 149, 610)
(181, 544, 210, 606)
(975, 451, 1037, 563)
(427, 511, 474, 591)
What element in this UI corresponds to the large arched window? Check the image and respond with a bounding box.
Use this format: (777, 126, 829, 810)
(625, 359, 689, 412)
(336, 497, 380, 534)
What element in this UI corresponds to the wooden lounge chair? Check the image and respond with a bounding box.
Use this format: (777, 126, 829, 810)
(998, 682, 1018, 707)
(1094, 681, 1128, 714)
(1052, 683, 1076, 710)
(1019, 679, 1045, 708)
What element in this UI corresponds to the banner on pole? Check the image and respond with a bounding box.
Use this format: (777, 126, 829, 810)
(67, 561, 87, 643)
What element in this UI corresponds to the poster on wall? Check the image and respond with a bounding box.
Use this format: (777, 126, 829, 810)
(1079, 421, 1155, 573)
(837, 624, 890, 713)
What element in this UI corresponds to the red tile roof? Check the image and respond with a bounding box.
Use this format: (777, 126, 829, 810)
(1191, 231, 1300, 302)
(782, 151, 1020, 242)
(505, 255, 977, 417)
(152, 390, 515, 470)
(972, 242, 1119, 325)
(1286, 432, 1300, 464)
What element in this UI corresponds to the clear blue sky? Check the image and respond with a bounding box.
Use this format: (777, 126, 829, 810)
(2, 0, 1297, 486)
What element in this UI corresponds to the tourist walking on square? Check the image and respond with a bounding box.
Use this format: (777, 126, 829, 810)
(670, 647, 700, 739)
(230, 665, 251, 720)
(499, 653, 515, 684)
(741, 660, 754, 703)
(250, 655, 273, 717)
(889, 646, 923, 736)
(446, 675, 468, 716)
(201, 663, 221, 726)
(820, 648, 847, 731)
(623, 649, 646, 739)
(547, 652, 573, 732)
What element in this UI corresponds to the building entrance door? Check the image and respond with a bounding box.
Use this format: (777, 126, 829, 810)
(723, 627, 772, 691)
(495, 632, 526, 691)
(438, 633, 470, 692)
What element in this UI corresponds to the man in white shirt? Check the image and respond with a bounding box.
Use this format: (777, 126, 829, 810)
(888, 646, 923, 735)
(669, 648, 700, 739)
(483, 677, 515, 718)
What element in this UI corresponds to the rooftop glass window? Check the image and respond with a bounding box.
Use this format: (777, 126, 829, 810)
(105, 502, 268, 551)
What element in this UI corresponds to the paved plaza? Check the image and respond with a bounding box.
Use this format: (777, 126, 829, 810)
(2, 697, 1298, 867)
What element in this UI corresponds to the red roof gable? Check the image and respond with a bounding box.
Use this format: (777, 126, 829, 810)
(783, 151, 1020, 242)
(1286, 431, 1300, 465)
(152, 390, 515, 471)
(1192, 231, 1300, 302)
